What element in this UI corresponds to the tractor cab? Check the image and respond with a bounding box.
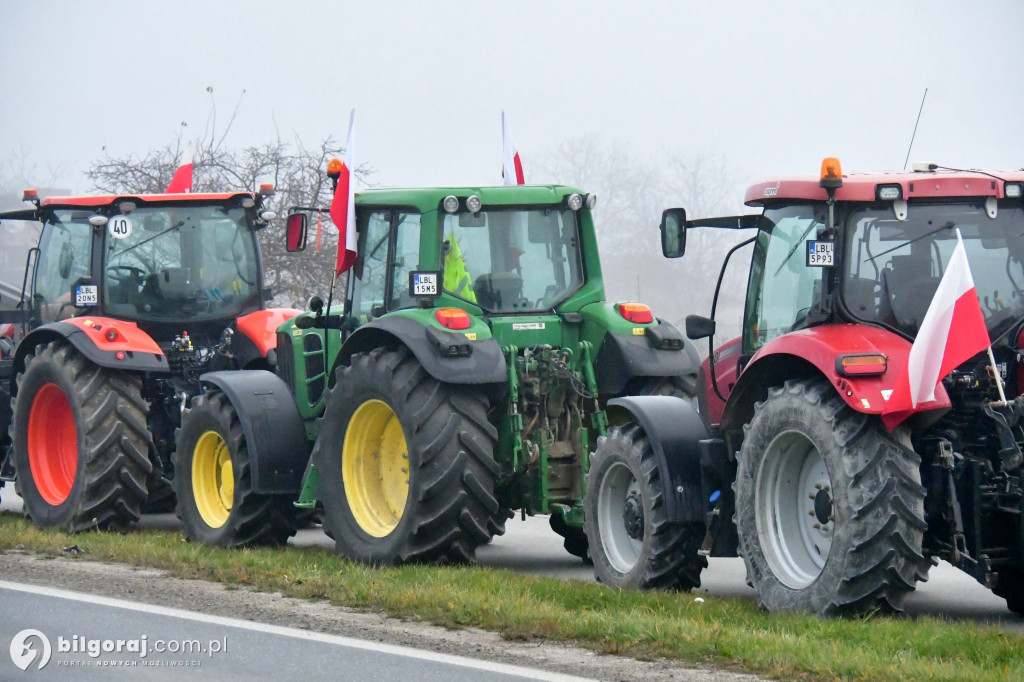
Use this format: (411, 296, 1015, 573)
(1, 189, 276, 338)
(645, 159, 1024, 616)
(667, 159, 1024, 422)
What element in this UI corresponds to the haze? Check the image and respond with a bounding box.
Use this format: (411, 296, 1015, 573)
(3, 1, 1022, 196)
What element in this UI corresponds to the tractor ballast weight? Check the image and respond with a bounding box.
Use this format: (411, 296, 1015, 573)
(604, 159, 1024, 617)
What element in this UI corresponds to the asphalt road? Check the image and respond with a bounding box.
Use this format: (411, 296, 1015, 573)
(3, 490, 1023, 634)
(0, 580, 590, 681)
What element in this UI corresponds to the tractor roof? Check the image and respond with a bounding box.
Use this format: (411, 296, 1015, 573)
(355, 184, 586, 211)
(0, 192, 261, 221)
(38, 191, 257, 208)
(745, 167, 1024, 207)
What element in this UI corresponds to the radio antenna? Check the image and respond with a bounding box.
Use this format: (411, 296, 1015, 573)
(903, 88, 928, 170)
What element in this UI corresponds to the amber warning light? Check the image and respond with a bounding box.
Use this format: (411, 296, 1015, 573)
(819, 157, 843, 190)
(327, 158, 344, 179)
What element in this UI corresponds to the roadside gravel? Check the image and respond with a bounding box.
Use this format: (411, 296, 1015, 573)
(1, 551, 764, 682)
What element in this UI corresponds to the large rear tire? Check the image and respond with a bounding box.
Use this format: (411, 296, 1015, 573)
(735, 379, 931, 616)
(11, 340, 151, 531)
(584, 423, 707, 590)
(173, 391, 301, 547)
(315, 348, 501, 564)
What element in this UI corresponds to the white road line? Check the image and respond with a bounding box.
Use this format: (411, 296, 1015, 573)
(0, 580, 594, 682)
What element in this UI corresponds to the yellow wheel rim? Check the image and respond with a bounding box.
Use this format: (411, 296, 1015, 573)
(192, 430, 234, 529)
(342, 399, 410, 537)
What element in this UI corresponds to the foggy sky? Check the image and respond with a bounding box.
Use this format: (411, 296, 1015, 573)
(2, 1, 1023, 201)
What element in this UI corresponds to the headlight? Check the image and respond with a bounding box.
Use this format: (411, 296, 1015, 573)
(876, 184, 902, 200)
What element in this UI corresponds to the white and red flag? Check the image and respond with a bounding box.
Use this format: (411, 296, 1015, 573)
(165, 140, 194, 193)
(881, 230, 991, 430)
(502, 111, 525, 185)
(330, 110, 357, 276)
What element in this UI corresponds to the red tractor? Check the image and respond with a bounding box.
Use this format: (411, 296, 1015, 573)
(588, 158, 1024, 617)
(0, 188, 301, 540)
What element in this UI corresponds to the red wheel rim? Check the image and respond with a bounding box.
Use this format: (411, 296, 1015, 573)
(27, 382, 78, 505)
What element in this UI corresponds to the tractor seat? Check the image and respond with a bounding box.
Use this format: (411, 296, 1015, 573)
(156, 268, 195, 299)
(882, 255, 939, 331)
(473, 272, 523, 311)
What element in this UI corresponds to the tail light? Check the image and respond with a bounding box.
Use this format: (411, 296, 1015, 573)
(836, 353, 887, 376)
(617, 303, 654, 324)
(435, 308, 471, 330)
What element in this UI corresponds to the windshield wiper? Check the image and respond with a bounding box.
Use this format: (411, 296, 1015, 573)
(110, 220, 185, 259)
(868, 221, 955, 262)
(773, 219, 821, 277)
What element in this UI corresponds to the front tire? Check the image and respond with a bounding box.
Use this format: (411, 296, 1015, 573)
(11, 340, 151, 531)
(735, 379, 930, 616)
(584, 423, 707, 590)
(315, 348, 501, 564)
(173, 391, 301, 547)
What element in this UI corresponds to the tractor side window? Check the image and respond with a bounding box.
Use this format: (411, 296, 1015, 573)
(388, 212, 422, 311)
(744, 205, 825, 351)
(351, 211, 391, 321)
(33, 215, 94, 324)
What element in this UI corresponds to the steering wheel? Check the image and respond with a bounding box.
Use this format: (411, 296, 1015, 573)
(106, 265, 146, 281)
(106, 265, 148, 289)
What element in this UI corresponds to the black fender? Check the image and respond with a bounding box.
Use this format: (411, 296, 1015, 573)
(199, 370, 311, 494)
(12, 323, 169, 386)
(606, 395, 716, 523)
(336, 316, 507, 385)
(594, 321, 701, 395)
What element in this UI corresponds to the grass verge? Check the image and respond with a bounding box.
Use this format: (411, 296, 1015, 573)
(1, 513, 1021, 681)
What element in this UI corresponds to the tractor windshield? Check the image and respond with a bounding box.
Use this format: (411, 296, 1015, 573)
(842, 200, 1024, 339)
(743, 204, 828, 351)
(97, 204, 260, 322)
(441, 207, 584, 312)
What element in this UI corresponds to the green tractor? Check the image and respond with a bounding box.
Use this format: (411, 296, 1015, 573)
(176, 182, 705, 580)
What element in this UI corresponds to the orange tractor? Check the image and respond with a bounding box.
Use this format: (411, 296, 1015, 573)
(0, 188, 302, 541)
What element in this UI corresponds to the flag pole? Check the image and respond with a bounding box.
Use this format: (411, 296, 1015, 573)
(987, 345, 1008, 405)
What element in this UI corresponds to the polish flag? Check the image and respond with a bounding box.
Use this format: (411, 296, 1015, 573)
(502, 111, 525, 185)
(881, 230, 991, 430)
(166, 141, 194, 193)
(330, 110, 357, 276)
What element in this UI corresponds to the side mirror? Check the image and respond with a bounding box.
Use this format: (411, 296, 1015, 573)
(660, 208, 687, 258)
(286, 213, 308, 252)
(684, 314, 716, 340)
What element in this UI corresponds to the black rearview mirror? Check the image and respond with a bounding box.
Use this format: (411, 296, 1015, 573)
(660, 208, 687, 258)
(286, 213, 308, 252)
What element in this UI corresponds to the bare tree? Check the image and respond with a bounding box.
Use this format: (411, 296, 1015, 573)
(536, 136, 751, 343)
(85, 90, 368, 308)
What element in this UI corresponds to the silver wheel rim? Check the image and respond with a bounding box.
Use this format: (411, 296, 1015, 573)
(755, 429, 833, 588)
(597, 461, 644, 573)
